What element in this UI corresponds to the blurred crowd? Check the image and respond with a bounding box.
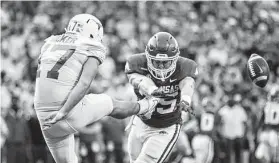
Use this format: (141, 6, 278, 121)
(1, 1, 279, 163)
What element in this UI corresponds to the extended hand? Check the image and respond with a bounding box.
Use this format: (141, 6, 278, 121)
(138, 97, 159, 120)
(177, 101, 195, 116)
(43, 111, 67, 130)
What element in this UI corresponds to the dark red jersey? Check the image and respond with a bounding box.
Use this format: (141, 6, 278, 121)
(125, 53, 198, 128)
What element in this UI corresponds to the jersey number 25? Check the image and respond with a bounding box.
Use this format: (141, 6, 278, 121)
(156, 99, 177, 114)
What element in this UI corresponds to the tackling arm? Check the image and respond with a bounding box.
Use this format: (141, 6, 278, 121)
(179, 77, 196, 106)
(127, 73, 158, 96)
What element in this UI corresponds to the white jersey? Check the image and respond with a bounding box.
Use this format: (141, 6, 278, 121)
(34, 33, 106, 110)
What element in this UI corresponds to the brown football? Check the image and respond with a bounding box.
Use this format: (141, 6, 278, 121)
(247, 53, 270, 88)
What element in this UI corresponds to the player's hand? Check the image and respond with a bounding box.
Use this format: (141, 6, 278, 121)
(138, 97, 159, 120)
(43, 111, 67, 130)
(177, 101, 195, 116)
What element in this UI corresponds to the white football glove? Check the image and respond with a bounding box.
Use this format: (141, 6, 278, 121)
(137, 97, 159, 120)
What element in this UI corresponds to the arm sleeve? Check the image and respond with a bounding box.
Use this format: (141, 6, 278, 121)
(125, 60, 143, 74)
(124, 54, 147, 75)
(77, 38, 107, 64)
(177, 59, 198, 81)
(126, 72, 157, 96)
(189, 62, 199, 80)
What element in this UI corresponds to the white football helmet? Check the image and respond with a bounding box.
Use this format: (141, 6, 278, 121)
(66, 14, 103, 42)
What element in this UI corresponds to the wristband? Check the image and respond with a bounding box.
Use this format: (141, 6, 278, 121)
(181, 95, 192, 105)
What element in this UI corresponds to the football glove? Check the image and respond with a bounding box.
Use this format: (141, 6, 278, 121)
(177, 100, 195, 116)
(137, 97, 159, 120)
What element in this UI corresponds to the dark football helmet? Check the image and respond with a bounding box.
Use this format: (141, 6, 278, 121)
(145, 32, 180, 81)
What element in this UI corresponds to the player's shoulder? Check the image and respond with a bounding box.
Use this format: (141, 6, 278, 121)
(40, 35, 54, 55)
(125, 53, 148, 74)
(172, 57, 198, 80)
(126, 53, 146, 64)
(40, 35, 67, 53)
(177, 57, 197, 66)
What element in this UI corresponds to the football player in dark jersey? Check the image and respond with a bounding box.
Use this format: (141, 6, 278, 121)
(255, 86, 279, 163)
(125, 32, 198, 163)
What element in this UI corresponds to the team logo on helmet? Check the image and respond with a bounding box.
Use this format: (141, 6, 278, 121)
(66, 14, 103, 42)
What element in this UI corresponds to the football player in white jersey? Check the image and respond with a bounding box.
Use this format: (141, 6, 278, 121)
(34, 14, 158, 163)
(255, 86, 279, 163)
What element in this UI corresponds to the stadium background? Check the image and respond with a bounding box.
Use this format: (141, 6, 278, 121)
(1, 1, 279, 163)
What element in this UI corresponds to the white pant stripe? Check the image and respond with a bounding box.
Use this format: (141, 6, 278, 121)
(157, 124, 181, 163)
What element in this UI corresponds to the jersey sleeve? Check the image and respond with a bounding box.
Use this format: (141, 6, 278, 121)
(185, 60, 198, 80)
(76, 37, 107, 64)
(40, 35, 56, 54)
(176, 58, 199, 81)
(190, 63, 199, 80)
(125, 54, 147, 75)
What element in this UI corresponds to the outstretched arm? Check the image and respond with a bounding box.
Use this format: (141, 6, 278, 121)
(179, 77, 195, 105)
(177, 77, 196, 114)
(127, 73, 158, 96)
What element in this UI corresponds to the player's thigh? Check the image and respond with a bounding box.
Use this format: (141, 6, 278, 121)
(135, 124, 181, 163)
(128, 125, 143, 162)
(66, 93, 113, 130)
(36, 109, 77, 139)
(192, 135, 214, 163)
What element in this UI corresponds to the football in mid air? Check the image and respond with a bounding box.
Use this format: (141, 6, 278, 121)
(247, 53, 270, 88)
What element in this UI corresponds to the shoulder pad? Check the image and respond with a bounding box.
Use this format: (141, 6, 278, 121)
(44, 35, 55, 42)
(76, 37, 107, 64)
(40, 35, 58, 54)
(173, 57, 198, 81)
(125, 53, 148, 75)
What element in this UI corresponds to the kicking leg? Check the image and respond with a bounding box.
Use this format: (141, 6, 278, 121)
(109, 97, 159, 119)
